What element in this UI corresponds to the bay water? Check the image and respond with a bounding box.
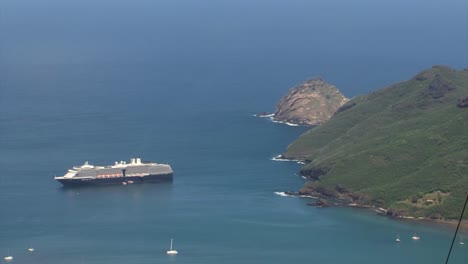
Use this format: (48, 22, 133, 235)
(1, 0, 467, 263)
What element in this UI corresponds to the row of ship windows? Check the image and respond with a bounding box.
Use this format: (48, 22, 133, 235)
(96, 173, 147, 179)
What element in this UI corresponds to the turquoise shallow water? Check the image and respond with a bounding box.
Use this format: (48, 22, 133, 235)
(1, 0, 468, 263)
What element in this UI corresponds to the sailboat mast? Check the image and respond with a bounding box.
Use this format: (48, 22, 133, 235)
(170, 238, 173, 250)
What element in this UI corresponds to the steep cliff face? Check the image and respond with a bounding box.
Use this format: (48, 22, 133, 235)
(273, 78, 349, 125)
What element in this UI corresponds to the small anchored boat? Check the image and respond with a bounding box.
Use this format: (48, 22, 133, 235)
(166, 238, 178, 255)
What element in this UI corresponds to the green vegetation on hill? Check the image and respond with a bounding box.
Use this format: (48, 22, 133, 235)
(283, 66, 468, 219)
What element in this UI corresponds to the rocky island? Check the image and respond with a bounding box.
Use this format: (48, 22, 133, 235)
(269, 78, 349, 126)
(282, 66, 468, 220)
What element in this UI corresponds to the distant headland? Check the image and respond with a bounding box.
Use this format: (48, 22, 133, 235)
(256, 77, 348, 126)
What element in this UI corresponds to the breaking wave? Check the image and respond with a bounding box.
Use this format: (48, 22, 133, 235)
(271, 155, 291, 162)
(255, 113, 275, 118)
(274, 191, 293, 197)
(274, 191, 317, 199)
(254, 113, 302, 127)
(271, 155, 307, 165)
(271, 119, 300, 126)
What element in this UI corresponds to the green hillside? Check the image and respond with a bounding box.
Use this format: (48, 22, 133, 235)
(283, 66, 468, 219)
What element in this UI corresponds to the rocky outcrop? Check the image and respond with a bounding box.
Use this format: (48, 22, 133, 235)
(299, 166, 330, 180)
(457, 96, 468, 108)
(273, 78, 349, 125)
(426, 74, 456, 99)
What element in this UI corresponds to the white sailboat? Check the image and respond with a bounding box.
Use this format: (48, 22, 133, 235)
(4, 249, 13, 261)
(460, 235, 465, 245)
(27, 241, 35, 252)
(412, 233, 420, 240)
(395, 233, 401, 243)
(166, 238, 178, 255)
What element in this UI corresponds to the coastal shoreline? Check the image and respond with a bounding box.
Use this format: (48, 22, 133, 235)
(278, 190, 468, 231)
(266, 133, 468, 231)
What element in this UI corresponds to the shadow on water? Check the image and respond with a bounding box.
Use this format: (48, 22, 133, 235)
(57, 182, 174, 197)
(58, 181, 174, 190)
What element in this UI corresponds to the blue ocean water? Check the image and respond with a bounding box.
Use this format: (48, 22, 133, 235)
(1, 0, 468, 263)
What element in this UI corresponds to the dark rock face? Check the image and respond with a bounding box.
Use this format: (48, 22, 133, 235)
(335, 185, 349, 194)
(386, 210, 399, 217)
(312, 198, 329, 207)
(428, 213, 443, 219)
(414, 74, 458, 109)
(300, 166, 330, 180)
(299, 185, 336, 197)
(273, 78, 349, 125)
(457, 96, 468, 108)
(427, 74, 456, 99)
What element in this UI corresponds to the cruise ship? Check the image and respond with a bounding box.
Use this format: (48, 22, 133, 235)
(54, 158, 173, 187)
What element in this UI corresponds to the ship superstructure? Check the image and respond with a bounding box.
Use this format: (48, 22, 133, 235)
(55, 158, 173, 186)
